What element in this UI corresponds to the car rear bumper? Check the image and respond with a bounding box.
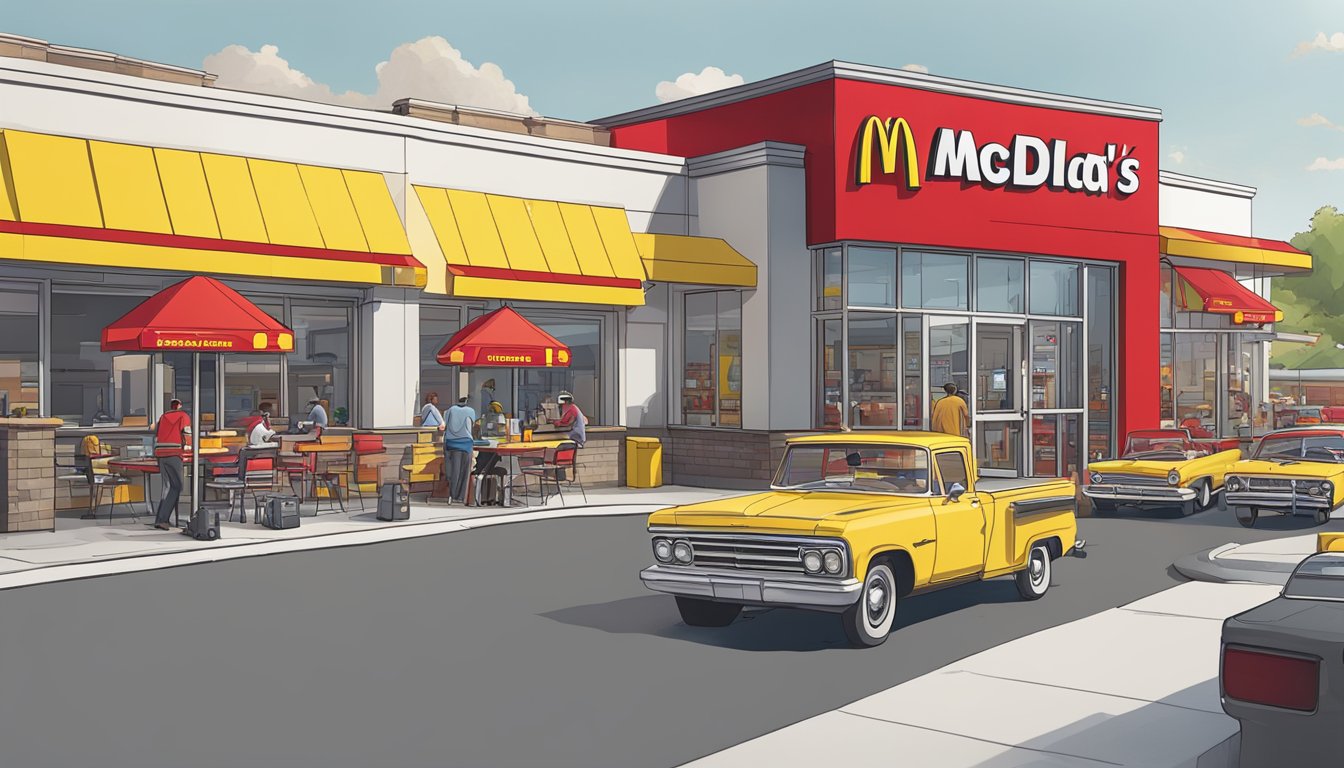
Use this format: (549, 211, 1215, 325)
(640, 565, 862, 611)
(1082, 485, 1197, 502)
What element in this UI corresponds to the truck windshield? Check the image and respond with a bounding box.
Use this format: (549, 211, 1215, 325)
(1283, 553, 1344, 601)
(774, 444, 933, 494)
(1253, 434, 1344, 463)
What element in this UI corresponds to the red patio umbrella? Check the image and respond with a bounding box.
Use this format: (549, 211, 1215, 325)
(102, 276, 294, 540)
(436, 306, 570, 368)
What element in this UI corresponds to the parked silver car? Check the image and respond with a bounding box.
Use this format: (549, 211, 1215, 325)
(1221, 552, 1344, 766)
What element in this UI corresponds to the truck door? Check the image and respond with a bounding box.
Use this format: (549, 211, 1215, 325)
(931, 449, 988, 580)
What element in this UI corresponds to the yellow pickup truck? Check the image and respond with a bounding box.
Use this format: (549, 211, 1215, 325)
(640, 432, 1081, 647)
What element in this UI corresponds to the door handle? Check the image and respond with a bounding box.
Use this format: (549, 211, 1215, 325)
(913, 538, 935, 547)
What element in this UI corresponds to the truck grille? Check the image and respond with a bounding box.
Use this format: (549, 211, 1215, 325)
(685, 534, 807, 573)
(1247, 477, 1293, 491)
(1093, 473, 1168, 486)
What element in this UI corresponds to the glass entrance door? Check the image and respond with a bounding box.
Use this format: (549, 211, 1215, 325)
(974, 321, 1026, 477)
(925, 315, 969, 431)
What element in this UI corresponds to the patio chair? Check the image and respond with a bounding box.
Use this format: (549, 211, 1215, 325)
(206, 447, 278, 523)
(520, 441, 586, 506)
(56, 452, 136, 524)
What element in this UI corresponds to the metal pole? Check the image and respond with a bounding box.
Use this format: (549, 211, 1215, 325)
(191, 352, 200, 528)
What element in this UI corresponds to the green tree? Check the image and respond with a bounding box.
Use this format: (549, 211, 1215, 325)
(1271, 206, 1344, 369)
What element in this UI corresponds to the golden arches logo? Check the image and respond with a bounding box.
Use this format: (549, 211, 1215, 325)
(856, 116, 921, 190)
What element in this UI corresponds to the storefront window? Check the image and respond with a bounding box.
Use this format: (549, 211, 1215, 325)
(51, 292, 151, 427)
(1029, 261, 1080, 317)
(848, 314, 897, 427)
(1086, 267, 1115, 460)
(975, 256, 1025, 314)
(682, 291, 742, 427)
(162, 353, 217, 430)
(1172, 333, 1217, 438)
(980, 422, 1023, 473)
(289, 304, 352, 426)
(518, 314, 606, 425)
(419, 305, 462, 418)
(817, 248, 842, 311)
(928, 317, 969, 403)
(1159, 263, 1174, 328)
(222, 300, 283, 429)
(818, 318, 842, 428)
(1160, 333, 1174, 424)
(1031, 414, 1057, 477)
(1030, 321, 1082, 409)
(902, 251, 969, 310)
(0, 283, 40, 416)
(902, 316, 923, 428)
(848, 247, 896, 308)
(1226, 335, 1253, 438)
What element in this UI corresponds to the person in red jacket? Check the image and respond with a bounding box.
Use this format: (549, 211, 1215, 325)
(152, 399, 192, 530)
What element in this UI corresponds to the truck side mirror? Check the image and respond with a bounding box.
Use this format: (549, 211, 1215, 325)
(946, 482, 966, 503)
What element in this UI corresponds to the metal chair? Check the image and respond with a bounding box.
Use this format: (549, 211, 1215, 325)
(57, 453, 136, 524)
(520, 442, 586, 506)
(206, 447, 279, 523)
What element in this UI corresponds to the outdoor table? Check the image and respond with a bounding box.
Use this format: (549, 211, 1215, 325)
(472, 440, 565, 507)
(108, 448, 229, 524)
(290, 442, 356, 507)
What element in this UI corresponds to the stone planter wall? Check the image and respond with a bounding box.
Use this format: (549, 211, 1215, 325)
(1, 418, 61, 532)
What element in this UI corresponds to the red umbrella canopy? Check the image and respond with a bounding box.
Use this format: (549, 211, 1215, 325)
(101, 276, 294, 353)
(437, 306, 570, 367)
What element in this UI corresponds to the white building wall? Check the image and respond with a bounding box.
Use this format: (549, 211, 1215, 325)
(1158, 171, 1255, 237)
(687, 143, 809, 432)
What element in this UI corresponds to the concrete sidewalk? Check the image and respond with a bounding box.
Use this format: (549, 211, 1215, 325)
(685, 580, 1276, 768)
(0, 485, 731, 590)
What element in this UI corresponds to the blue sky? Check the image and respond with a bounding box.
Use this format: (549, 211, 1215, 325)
(8, 0, 1344, 240)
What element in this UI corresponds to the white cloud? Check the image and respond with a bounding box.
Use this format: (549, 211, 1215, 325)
(1298, 112, 1344, 130)
(1306, 156, 1344, 171)
(204, 37, 535, 114)
(655, 66, 745, 103)
(899, 63, 929, 74)
(1292, 32, 1344, 57)
(1168, 150, 1186, 164)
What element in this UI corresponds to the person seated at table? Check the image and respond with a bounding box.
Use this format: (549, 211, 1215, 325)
(247, 407, 280, 449)
(553, 391, 587, 448)
(295, 398, 328, 432)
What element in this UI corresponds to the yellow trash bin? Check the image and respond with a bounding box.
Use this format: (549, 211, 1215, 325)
(626, 437, 663, 489)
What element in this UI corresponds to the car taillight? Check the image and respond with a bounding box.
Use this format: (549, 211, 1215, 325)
(1223, 645, 1320, 712)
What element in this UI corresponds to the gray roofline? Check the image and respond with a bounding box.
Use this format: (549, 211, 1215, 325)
(1158, 171, 1257, 199)
(594, 60, 1163, 126)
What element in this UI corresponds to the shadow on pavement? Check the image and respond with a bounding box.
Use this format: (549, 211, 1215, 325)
(541, 579, 1024, 652)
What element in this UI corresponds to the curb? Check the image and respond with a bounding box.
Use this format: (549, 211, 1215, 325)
(1172, 543, 1295, 586)
(0, 502, 667, 592)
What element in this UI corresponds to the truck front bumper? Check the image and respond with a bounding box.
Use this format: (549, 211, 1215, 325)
(640, 565, 862, 611)
(1222, 491, 1331, 510)
(1082, 485, 1197, 503)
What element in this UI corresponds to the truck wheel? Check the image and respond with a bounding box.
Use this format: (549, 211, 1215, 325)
(674, 597, 741, 627)
(842, 562, 897, 647)
(1015, 544, 1052, 600)
(1235, 506, 1258, 528)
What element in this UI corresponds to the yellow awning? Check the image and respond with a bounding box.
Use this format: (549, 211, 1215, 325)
(412, 185, 647, 305)
(633, 233, 757, 287)
(1160, 226, 1311, 273)
(0, 130, 424, 287)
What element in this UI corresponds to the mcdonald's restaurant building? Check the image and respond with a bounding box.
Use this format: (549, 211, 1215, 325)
(0, 40, 1313, 506)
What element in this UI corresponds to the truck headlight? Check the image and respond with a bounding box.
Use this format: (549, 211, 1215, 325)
(1309, 484, 1324, 497)
(653, 538, 674, 563)
(673, 540, 694, 564)
(1089, 472, 1102, 485)
(1226, 476, 1243, 492)
(1324, 481, 1334, 496)
(1167, 470, 1181, 486)
(822, 550, 844, 575)
(802, 550, 823, 574)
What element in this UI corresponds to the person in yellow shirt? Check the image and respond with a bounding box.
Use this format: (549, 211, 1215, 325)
(930, 382, 969, 436)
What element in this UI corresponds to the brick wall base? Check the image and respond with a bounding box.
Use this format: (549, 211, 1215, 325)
(2, 419, 60, 532)
(627, 427, 819, 490)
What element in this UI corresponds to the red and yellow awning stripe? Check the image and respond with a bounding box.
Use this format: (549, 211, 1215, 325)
(1160, 226, 1310, 273)
(0, 130, 425, 287)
